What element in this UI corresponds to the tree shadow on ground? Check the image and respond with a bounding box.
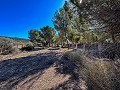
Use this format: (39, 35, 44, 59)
(50, 56, 84, 90)
(0, 52, 59, 90)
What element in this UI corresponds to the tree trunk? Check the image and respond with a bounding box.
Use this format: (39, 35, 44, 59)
(72, 42, 74, 49)
(67, 41, 69, 49)
(83, 44, 86, 52)
(98, 42, 102, 51)
(49, 39, 51, 47)
(49, 42, 50, 47)
(75, 43, 78, 49)
(64, 31, 69, 49)
(111, 34, 115, 43)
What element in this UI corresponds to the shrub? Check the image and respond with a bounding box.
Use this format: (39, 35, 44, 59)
(63, 50, 120, 90)
(63, 50, 88, 67)
(101, 43, 120, 60)
(82, 60, 119, 90)
(0, 37, 17, 55)
(20, 43, 34, 51)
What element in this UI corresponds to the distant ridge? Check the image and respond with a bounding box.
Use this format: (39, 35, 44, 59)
(0, 36, 29, 43)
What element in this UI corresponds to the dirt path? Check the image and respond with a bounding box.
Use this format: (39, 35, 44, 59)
(0, 49, 87, 90)
(0, 49, 68, 61)
(15, 67, 70, 90)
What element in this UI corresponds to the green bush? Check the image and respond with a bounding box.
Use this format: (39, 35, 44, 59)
(20, 43, 34, 51)
(0, 37, 17, 55)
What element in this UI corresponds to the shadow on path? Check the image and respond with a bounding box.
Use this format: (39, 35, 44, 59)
(0, 52, 59, 90)
(0, 51, 86, 90)
(50, 56, 83, 90)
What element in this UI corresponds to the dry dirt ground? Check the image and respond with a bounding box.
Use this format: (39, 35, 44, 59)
(0, 49, 87, 90)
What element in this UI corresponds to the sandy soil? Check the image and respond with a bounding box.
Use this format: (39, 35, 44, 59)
(0, 49, 87, 90)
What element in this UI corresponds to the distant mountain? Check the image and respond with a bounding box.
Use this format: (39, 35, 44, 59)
(0, 36, 29, 44)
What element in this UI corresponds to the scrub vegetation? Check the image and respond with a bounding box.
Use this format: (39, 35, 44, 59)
(0, 0, 120, 90)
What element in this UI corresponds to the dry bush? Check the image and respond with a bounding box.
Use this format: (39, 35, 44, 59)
(63, 50, 120, 90)
(0, 37, 18, 55)
(63, 50, 86, 67)
(82, 60, 119, 90)
(101, 43, 120, 59)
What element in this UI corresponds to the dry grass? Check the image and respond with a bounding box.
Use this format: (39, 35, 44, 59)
(83, 60, 119, 90)
(64, 50, 120, 90)
(63, 50, 86, 67)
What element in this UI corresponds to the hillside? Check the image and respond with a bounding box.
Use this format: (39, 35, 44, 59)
(0, 36, 29, 44)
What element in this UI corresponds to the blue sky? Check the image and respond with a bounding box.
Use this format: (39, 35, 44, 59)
(0, 0, 67, 38)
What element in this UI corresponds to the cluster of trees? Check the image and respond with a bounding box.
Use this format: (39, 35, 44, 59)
(70, 0, 120, 42)
(28, 26, 58, 47)
(29, 0, 120, 48)
(52, 0, 111, 48)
